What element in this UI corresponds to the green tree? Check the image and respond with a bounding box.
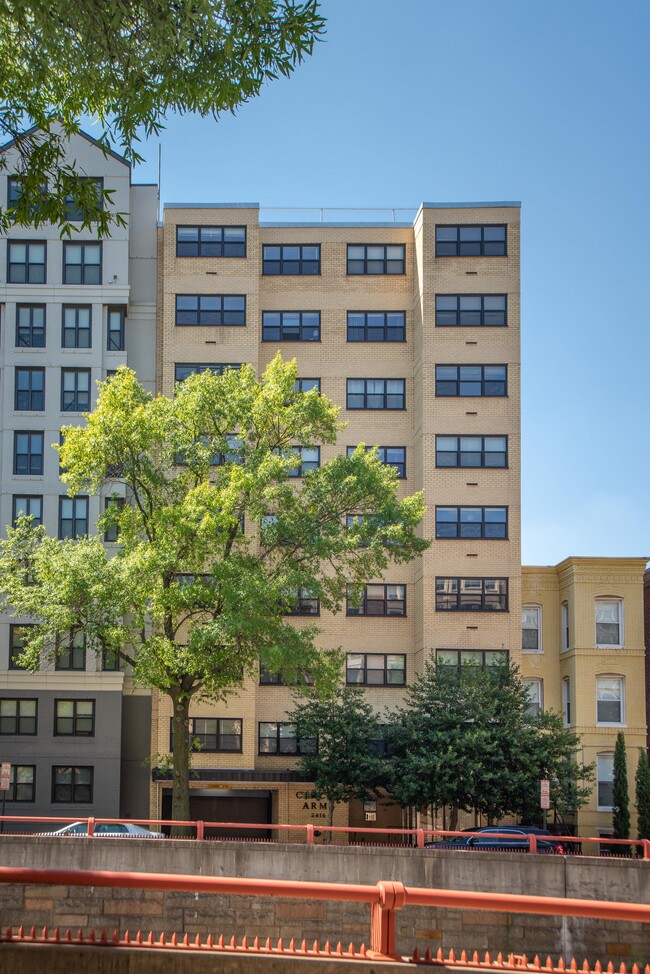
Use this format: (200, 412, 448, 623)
(635, 748, 650, 841)
(0, 357, 427, 827)
(612, 732, 630, 840)
(288, 686, 388, 837)
(0, 0, 325, 233)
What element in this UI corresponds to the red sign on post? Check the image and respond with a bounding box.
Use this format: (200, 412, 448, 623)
(540, 778, 550, 810)
(0, 763, 11, 792)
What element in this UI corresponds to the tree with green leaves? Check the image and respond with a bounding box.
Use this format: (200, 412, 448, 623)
(635, 748, 650, 841)
(0, 356, 427, 826)
(612, 732, 630, 840)
(288, 686, 388, 837)
(0, 0, 325, 233)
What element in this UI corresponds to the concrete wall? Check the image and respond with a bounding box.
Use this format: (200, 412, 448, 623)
(0, 837, 647, 963)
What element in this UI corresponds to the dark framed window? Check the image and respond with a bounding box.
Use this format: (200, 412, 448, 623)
(9, 625, 35, 670)
(12, 495, 43, 526)
(258, 721, 316, 755)
(58, 496, 88, 539)
(347, 311, 405, 342)
(15, 367, 45, 411)
(61, 368, 91, 411)
(436, 649, 509, 673)
(55, 699, 95, 736)
(8, 765, 35, 802)
(436, 577, 509, 612)
(522, 606, 541, 651)
(13, 431, 44, 475)
(262, 311, 320, 342)
(62, 305, 92, 348)
(63, 177, 103, 221)
(56, 630, 86, 671)
(347, 584, 406, 617)
(8, 177, 47, 217)
(263, 244, 320, 275)
(287, 446, 320, 477)
(284, 588, 319, 616)
(16, 305, 46, 347)
(436, 435, 507, 468)
(8, 241, 46, 283)
(435, 506, 508, 539)
(0, 699, 37, 735)
(435, 225, 507, 257)
(52, 765, 93, 803)
(107, 307, 125, 351)
(294, 378, 321, 394)
(258, 665, 313, 686)
(347, 244, 405, 275)
(104, 496, 125, 542)
(346, 445, 406, 478)
(170, 717, 242, 751)
(176, 225, 246, 257)
(346, 378, 405, 410)
(175, 294, 246, 327)
(435, 365, 507, 397)
(346, 653, 406, 686)
(175, 363, 241, 382)
(102, 650, 121, 671)
(435, 294, 507, 327)
(63, 242, 102, 284)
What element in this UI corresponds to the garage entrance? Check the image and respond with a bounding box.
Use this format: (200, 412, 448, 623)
(162, 789, 273, 839)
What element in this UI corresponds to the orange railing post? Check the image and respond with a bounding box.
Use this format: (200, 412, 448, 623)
(642, 839, 650, 861)
(196, 821, 204, 841)
(416, 828, 425, 849)
(306, 825, 315, 844)
(87, 817, 95, 837)
(528, 832, 538, 854)
(369, 880, 406, 959)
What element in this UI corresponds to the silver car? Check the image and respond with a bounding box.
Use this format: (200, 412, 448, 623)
(42, 821, 165, 838)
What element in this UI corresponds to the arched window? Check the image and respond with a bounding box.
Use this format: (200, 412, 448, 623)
(523, 678, 543, 717)
(595, 598, 623, 648)
(596, 753, 615, 810)
(596, 675, 625, 725)
(522, 605, 542, 652)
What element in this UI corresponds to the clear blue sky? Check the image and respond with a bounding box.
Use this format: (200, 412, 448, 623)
(133, 0, 650, 567)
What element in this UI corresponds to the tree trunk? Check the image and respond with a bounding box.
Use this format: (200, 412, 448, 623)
(326, 798, 335, 843)
(449, 805, 459, 831)
(170, 690, 192, 837)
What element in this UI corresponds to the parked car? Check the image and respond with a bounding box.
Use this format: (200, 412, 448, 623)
(41, 822, 166, 838)
(426, 826, 564, 854)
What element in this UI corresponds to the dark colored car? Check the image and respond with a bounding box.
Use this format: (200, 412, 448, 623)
(426, 825, 564, 854)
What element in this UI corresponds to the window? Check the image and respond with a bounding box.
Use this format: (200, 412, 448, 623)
(595, 599, 623, 647)
(171, 718, 242, 751)
(52, 766, 93, 803)
(61, 369, 91, 412)
(436, 506, 507, 539)
(435, 294, 507, 327)
(56, 630, 86, 671)
(262, 311, 320, 342)
(563, 678, 571, 726)
(8, 241, 46, 283)
(346, 653, 406, 686)
(596, 677, 625, 725)
(62, 306, 92, 349)
(435, 225, 507, 257)
(294, 378, 321, 393)
(259, 665, 313, 687)
(63, 242, 101, 284)
(522, 605, 542, 651)
(16, 305, 45, 347)
(104, 496, 125, 542)
(347, 445, 406, 479)
(284, 589, 319, 616)
(176, 225, 246, 257)
(107, 307, 125, 351)
(436, 435, 507, 468)
(561, 602, 570, 651)
(15, 368, 45, 411)
(435, 365, 507, 396)
(175, 363, 240, 382)
(12, 495, 43, 526)
(287, 446, 320, 477)
(8, 765, 35, 802)
(258, 722, 316, 755)
(436, 649, 509, 673)
(55, 699, 95, 736)
(58, 496, 88, 539)
(436, 577, 508, 612)
(9, 625, 35, 670)
(263, 244, 320, 275)
(523, 679, 543, 718)
(175, 294, 246, 327)
(597, 753, 614, 810)
(346, 584, 406, 617)
(347, 312, 405, 342)
(0, 699, 37, 735)
(63, 177, 103, 221)
(102, 650, 120, 671)
(347, 244, 405, 275)
(346, 378, 405, 410)
(13, 431, 44, 475)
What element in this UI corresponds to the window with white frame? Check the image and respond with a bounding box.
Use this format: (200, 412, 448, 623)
(522, 605, 542, 651)
(562, 678, 571, 726)
(595, 599, 623, 647)
(561, 602, 569, 651)
(596, 676, 625, 725)
(597, 753, 614, 810)
(523, 679, 543, 718)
